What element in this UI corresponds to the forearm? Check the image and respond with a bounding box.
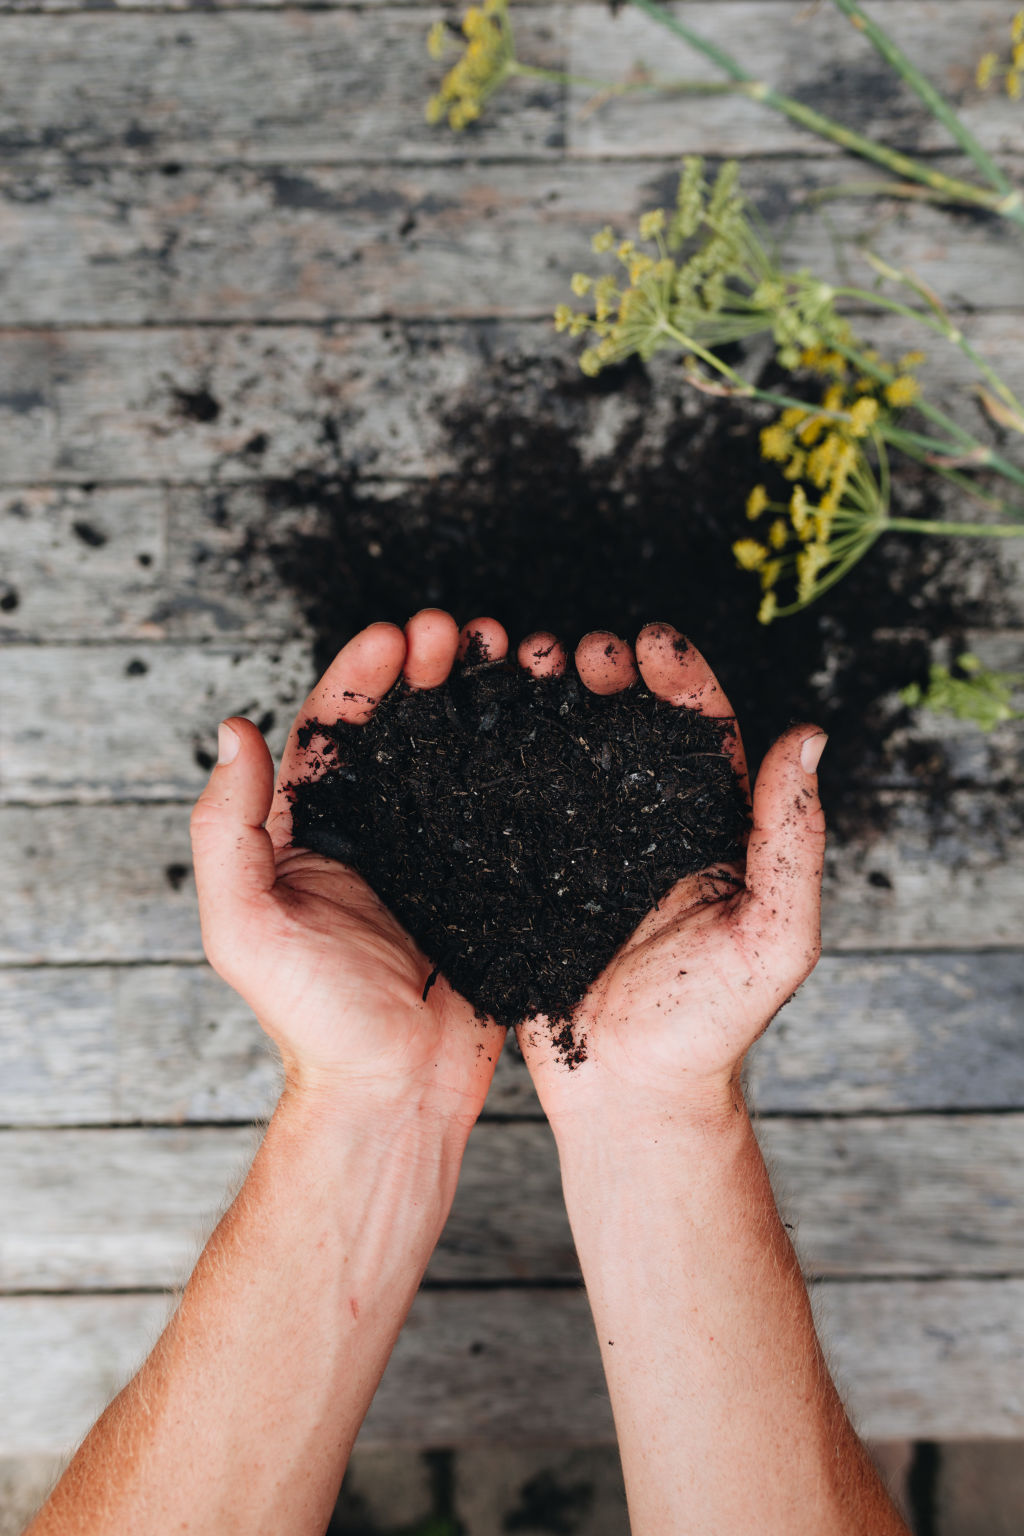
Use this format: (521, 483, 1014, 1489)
(28, 1084, 469, 1536)
(553, 1091, 909, 1536)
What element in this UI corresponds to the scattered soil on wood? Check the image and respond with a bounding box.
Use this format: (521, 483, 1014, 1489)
(257, 346, 1018, 844)
(286, 650, 749, 1040)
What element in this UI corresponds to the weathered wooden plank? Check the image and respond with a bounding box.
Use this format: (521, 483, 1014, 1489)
(2, 1280, 1023, 1454)
(3, 1115, 1023, 1289)
(3, 316, 1023, 486)
(568, 1, 1024, 158)
(2, 155, 1021, 325)
(0, 484, 315, 642)
(0, 11, 566, 167)
(2, 950, 1023, 1125)
(3, 790, 1020, 963)
(0, 966, 285, 1127)
(0, 642, 312, 803)
(2, 635, 1020, 800)
(5, 475, 1024, 644)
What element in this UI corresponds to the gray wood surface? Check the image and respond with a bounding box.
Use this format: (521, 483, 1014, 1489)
(5, 952, 1024, 1124)
(3, 1114, 1023, 1290)
(3, 951, 1023, 1125)
(2, 0, 1023, 1457)
(2, 792, 1021, 963)
(2, 1281, 1023, 1457)
(2, 155, 1022, 325)
(3, 316, 1023, 486)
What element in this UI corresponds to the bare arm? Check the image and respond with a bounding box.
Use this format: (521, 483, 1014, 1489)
(519, 622, 910, 1536)
(27, 1086, 469, 1536)
(26, 611, 505, 1536)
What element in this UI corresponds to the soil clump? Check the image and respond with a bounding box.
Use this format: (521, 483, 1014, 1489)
(286, 655, 749, 1042)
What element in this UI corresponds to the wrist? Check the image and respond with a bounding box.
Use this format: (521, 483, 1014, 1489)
(273, 1074, 475, 1178)
(540, 1064, 749, 1152)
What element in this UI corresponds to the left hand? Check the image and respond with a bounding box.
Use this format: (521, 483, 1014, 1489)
(189, 609, 507, 1125)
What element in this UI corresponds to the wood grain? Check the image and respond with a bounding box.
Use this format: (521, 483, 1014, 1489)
(2, 790, 1020, 962)
(2, 1115, 1023, 1289)
(2, 156, 1021, 325)
(568, 1, 1023, 159)
(2, 950, 1023, 1125)
(0, 11, 567, 167)
(3, 317, 1023, 486)
(2, 1281, 1022, 1455)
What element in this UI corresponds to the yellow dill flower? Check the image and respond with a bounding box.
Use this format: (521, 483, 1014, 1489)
(815, 509, 835, 544)
(789, 484, 809, 537)
(797, 415, 824, 447)
(1014, 41, 1024, 68)
(570, 272, 592, 298)
(593, 275, 618, 322)
(849, 397, 879, 436)
(885, 374, 918, 408)
(746, 483, 769, 520)
(733, 538, 769, 571)
(592, 226, 615, 254)
(781, 406, 807, 431)
(427, 20, 448, 59)
(425, 95, 445, 125)
(760, 423, 793, 462)
(783, 449, 807, 481)
(628, 254, 655, 284)
(761, 558, 783, 591)
(769, 518, 788, 551)
(807, 433, 840, 488)
(758, 592, 778, 625)
(579, 347, 604, 377)
(616, 240, 636, 264)
(638, 208, 666, 240)
(1008, 68, 1022, 98)
(799, 344, 828, 370)
(898, 350, 926, 370)
(553, 304, 574, 333)
(1014, 9, 1024, 43)
(796, 544, 829, 603)
(822, 382, 844, 415)
(977, 50, 998, 88)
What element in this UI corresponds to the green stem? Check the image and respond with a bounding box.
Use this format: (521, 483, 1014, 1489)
(829, 0, 1017, 201)
(625, 0, 1024, 226)
(831, 284, 1024, 419)
(885, 516, 1024, 537)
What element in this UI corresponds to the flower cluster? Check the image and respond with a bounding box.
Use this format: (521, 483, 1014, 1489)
(976, 11, 1024, 99)
(735, 350, 924, 622)
(555, 158, 847, 378)
(426, 0, 515, 130)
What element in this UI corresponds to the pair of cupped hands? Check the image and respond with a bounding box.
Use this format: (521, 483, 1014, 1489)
(189, 610, 827, 1135)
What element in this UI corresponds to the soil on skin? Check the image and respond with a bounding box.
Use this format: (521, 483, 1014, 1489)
(286, 644, 749, 1043)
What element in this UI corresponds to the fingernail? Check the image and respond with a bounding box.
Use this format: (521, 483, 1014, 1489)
(800, 732, 827, 774)
(217, 721, 240, 765)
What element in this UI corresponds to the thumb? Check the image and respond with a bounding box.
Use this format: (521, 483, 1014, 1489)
(739, 725, 827, 985)
(189, 717, 277, 977)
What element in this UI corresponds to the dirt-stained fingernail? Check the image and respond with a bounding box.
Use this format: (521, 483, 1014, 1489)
(800, 732, 827, 774)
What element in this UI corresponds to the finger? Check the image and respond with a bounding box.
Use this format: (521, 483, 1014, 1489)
(404, 608, 460, 689)
(457, 617, 509, 662)
(575, 630, 639, 695)
(635, 622, 749, 797)
(738, 725, 827, 987)
(517, 631, 567, 678)
(270, 621, 407, 844)
(190, 717, 277, 982)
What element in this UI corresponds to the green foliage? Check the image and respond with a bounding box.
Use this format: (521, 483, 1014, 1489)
(900, 653, 1024, 730)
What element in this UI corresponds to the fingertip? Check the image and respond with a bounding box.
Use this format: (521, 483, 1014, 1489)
(575, 631, 638, 695)
(458, 617, 509, 663)
(800, 729, 828, 776)
(404, 608, 460, 689)
(517, 631, 567, 678)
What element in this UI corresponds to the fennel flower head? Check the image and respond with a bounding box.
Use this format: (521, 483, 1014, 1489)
(426, 0, 515, 130)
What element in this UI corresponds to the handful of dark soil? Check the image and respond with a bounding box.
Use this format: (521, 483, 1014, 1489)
(286, 660, 749, 1045)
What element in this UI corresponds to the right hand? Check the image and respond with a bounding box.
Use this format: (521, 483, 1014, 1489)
(513, 623, 828, 1130)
